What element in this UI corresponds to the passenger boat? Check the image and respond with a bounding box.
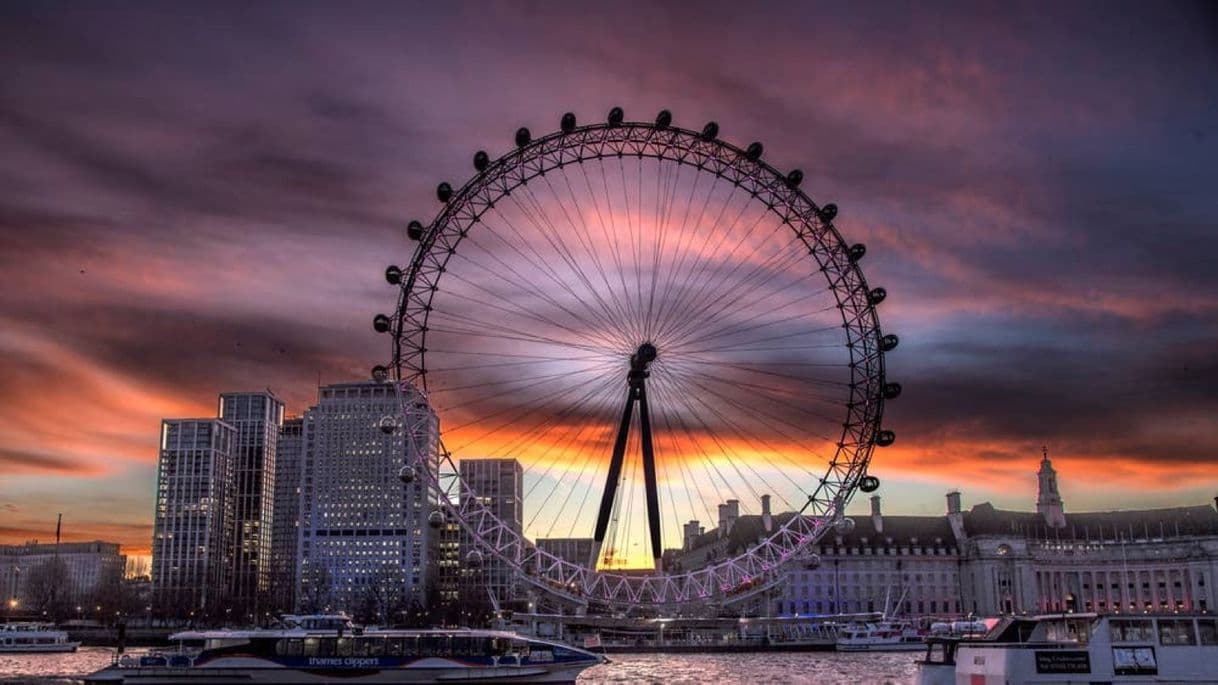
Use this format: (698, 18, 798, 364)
(0, 622, 81, 653)
(916, 612, 1218, 684)
(85, 614, 605, 683)
(835, 618, 925, 651)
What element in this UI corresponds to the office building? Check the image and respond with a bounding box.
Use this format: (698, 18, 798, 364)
(151, 418, 236, 617)
(297, 381, 437, 621)
(218, 391, 284, 619)
(270, 416, 304, 612)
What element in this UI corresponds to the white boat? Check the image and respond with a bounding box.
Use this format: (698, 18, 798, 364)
(835, 618, 925, 651)
(0, 622, 81, 653)
(917, 612, 1218, 684)
(85, 614, 605, 684)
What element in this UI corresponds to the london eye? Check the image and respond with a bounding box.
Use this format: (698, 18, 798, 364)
(373, 107, 899, 607)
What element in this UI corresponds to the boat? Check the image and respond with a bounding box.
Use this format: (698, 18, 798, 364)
(835, 617, 925, 651)
(84, 614, 606, 683)
(916, 612, 1218, 684)
(0, 622, 81, 652)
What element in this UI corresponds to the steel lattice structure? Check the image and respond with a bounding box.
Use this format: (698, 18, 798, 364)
(377, 109, 897, 608)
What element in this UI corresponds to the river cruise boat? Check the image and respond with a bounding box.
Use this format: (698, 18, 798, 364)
(0, 622, 81, 652)
(916, 612, 1218, 684)
(836, 618, 925, 652)
(85, 615, 605, 684)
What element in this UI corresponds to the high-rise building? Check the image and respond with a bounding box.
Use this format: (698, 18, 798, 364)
(218, 391, 285, 620)
(457, 459, 523, 609)
(270, 416, 304, 613)
(537, 538, 593, 568)
(151, 418, 236, 618)
(297, 381, 437, 622)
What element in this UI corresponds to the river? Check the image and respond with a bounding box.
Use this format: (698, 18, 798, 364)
(0, 647, 919, 683)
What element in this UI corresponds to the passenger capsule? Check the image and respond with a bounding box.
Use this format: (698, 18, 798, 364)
(820, 203, 838, 222)
(701, 121, 719, 141)
(848, 243, 866, 262)
(385, 265, 403, 286)
(377, 416, 397, 435)
(745, 142, 763, 161)
(859, 475, 881, 493)
(868, 287, 887, 305)
(427, 510, 445, 528)
(473, 150, 490, 172)
(880, 334, 899, 352)
(834, 517, 856, 535)
(560, 112, 577, 132)
(436, 182, 453, 203)
(875, 430, 896, 447)
(804, 553, 822, 570)
(515, 127, 531, 147)
(407, 220, 424, 241)
(786, 169, 804, 187)
(373, 314, 392, 333)
(466, 550, 484, 568)
(655, 109, 673, 129)
(398, 465, 415, 484)
(608, 106, 625, 127)
(371, 365, 389, 383)
(883, 382, 902, 400)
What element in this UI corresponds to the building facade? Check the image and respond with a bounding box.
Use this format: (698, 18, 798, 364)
(674, 455, 1218, 620)
(269, 415, 304, 613)
(457, 459, 523, 609)
(297, 381, 437, 621)
(151, 418, 236, 618)
(218, 391, 285, 620)
(1, 540, 125, 616)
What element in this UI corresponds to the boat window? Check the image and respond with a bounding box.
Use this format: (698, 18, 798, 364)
(1198, 619, 1218, 646)
(351, 637, 370, 656)
(1158, 619, 1196, 646)
(1110, 619, 1154, 642)
(336, 637, 353, 656)
(303, 638, 320, 656)
(366, 637, 385, 656)
(317, 637, 336, 657)
(386, 637, 403, 656)
(421, 635, 449, 657)
(451, 636, 472, 656)
(400, 636, 418, 656)
(286, 638, 303, 656)
(490, 638, 508, 656)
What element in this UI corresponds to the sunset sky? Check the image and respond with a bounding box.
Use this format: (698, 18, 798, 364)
(1, 1, 1216, 559)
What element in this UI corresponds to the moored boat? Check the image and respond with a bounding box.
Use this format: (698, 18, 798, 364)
(84, 614, 605, 684)
(916, 612, 1218, 684)
(836, 618, 925, 652)
(0, 622, 81, 653)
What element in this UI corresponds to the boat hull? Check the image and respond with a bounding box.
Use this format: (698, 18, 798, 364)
(0, 641, 81, 653)
(84, 662, 593, 683)
(837, 642, 925, 652)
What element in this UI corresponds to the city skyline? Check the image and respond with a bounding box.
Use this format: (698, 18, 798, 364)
(3, 2, 1217, 559)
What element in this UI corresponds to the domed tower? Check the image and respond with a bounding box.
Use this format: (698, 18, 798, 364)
(1036, 447, 1067, 528)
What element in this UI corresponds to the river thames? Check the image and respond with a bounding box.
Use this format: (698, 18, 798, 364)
(1, 647, 919, 683)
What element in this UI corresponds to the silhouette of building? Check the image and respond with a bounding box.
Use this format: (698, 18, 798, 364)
(269, 415, 304, 613)
(151, 418, 236, 618)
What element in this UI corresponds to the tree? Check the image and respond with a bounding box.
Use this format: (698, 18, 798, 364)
(298, 564, 333, 614)
(26, 557, 71, 623)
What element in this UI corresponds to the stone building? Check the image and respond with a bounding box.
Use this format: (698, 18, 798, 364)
(674, 453, 1218, 619)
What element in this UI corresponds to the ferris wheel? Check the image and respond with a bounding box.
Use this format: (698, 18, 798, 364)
(372, 107, 899, 608)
